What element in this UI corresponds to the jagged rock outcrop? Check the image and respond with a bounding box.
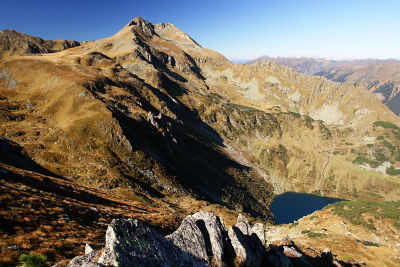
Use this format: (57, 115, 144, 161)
(65, 211, 345, 267)
(68, 212, 268, 267)
(228, 214, 265, 266)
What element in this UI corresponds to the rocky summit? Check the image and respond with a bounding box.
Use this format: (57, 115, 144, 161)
(1, 16, 400, 267)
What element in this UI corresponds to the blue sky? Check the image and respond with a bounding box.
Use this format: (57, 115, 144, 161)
(1, 0, 399, 60)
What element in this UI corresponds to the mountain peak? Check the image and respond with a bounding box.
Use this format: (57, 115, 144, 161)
(127, 16, 156, 37)
(120, 17, 201, 48)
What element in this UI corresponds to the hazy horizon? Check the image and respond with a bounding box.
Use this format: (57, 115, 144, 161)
(1, 0, 399, 60)
(230, 56, 400, 62)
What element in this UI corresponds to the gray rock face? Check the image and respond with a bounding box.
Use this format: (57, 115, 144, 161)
(251, 223, 266, 245)
(166, 216, 210, 265)
(228, 214, 265, 266)
(191, 211, 228, 261)
(98, 218, 205, 267)
(235, 213, 252, 235)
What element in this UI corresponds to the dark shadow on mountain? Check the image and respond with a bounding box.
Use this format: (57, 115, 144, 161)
(1, 168, 128, 209)
(0, 137, 62, 178)
(268, 244, 360, 267)
(183, 52, 207, 81)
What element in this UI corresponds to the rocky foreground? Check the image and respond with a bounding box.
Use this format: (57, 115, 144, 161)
(66, 211, 343, 267)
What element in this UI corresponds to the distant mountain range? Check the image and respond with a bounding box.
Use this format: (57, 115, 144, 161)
(251, 56, 400, 115)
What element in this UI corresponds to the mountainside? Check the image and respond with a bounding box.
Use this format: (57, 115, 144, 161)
(252, 56, 400, 115)
(1, 17, 400, 265)
(317, 63, 400, 115)
(0, 29, 80, 59)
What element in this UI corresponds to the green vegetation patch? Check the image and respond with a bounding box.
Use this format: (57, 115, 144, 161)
(303, 115, 314, 130)
(329, 199, 400, 229)
(386, 166, 400, 176)
(361, 241, 380, 247)
(224, 103, 261, 113)
(373, 121, 400, 130)
(352, 149, 389, 168)
(288, 111, 301, 118)
(307, 231, 325, 238)
(382, 140, 396, 152)
(318, 121, 332, 138)
(19, 254, 47, 267)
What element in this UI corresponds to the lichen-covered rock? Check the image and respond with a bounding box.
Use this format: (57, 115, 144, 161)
(98, 218, 206, 267)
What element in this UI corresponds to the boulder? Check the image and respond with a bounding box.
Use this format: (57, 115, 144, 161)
(98, 218, 206, 267)
(283, 246, 302, 258)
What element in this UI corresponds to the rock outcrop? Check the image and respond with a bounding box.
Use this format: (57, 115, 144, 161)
(228, 214, 265, 266)
(66, 211, 342, 267)
(68, 212, 267, 266)
(97, 218, 205, 267)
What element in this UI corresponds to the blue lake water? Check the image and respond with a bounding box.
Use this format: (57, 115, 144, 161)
(270, 192, 342, 224)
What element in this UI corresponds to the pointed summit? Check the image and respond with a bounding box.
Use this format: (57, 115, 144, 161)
(127, 16, 156, 37)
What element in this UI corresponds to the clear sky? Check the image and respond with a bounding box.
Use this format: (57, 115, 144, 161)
(1, 0, 399, 60)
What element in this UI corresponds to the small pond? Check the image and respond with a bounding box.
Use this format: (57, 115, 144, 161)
(269, 192, 342, 224)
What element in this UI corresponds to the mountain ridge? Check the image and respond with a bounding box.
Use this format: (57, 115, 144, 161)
(252, 56, 400, 115)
